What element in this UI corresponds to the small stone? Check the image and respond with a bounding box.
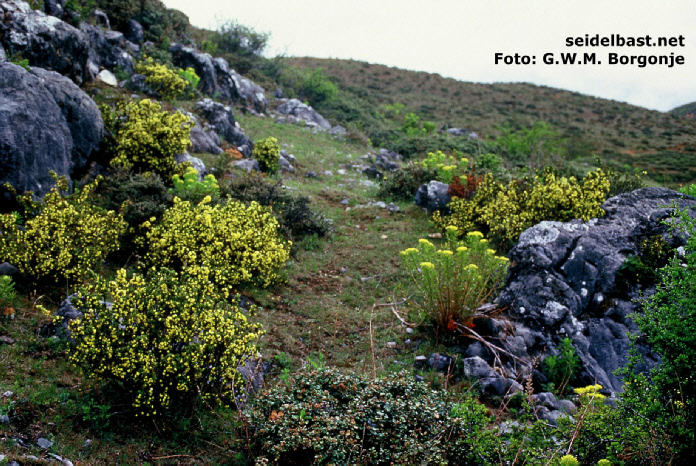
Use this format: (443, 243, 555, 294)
(414, 375, 425, 382)
(337, 169, 347, 175)
(406, 327, 413, 334)
(0, 335, 15, 345)
(84, 439, 92, 447)
(386, 202, 401, 212)
(340, 267, 347, 274)
(37, 437, 54, 449)
(429, 232, 443, 239)
(3, 391, 13, 397)
(405, 339, 412, 345)
(341, 199, 349, 205)
(381, 235, 388, 239)
(0, 414, 9, 423)
(386, 342, 396, 349)
(322, 170, 333, 177)
(305, 171, 318, 178)
(97, 69, 118, 87)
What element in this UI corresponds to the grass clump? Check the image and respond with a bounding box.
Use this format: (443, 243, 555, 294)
(69, 266, 263, 416)
(400, 228, 508, 330)
(0, 176, 126, 286)
(141, 196, 290, 292)
(102, 99, 192, 181)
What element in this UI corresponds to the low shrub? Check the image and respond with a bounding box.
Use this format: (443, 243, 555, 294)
(252, 137, 281, 173)
(448, 173, 483, 200)
(94, 169, 173, 259)
(0, 176, 126, 286)
(69, 266, 263, 416)
(434, 168, 611, 249)
(400, 228, 509, 330)
(0, 275, 17, 314)
(102, 99, 192, 180)
(221, 173, 332, 242)
(542, 337, 580, 396)
(141, 196, 290, 292)
(376, 163, 438, 201)
(245, 368, 494, 464)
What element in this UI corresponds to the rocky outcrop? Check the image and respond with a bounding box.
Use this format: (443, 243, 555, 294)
(447, 127, 479, 139)
(189, 122, 223, 155)
(169, 44, 267, 112)
(0, 62, 102, 197)
(123, 19, 143, 44)
(498, 188, 696, 392)
(196, 98, 253, 157)
(276, 98, 331, 129)
(80, 22, 135, 74)
(0, 0, 90, 84)
(414, 180, 451, 212)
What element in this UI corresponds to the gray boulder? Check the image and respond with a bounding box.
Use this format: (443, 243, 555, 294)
(123, 19, 144, 44)
(0, 62, 97, 197)
(462, 356, 498, 379)
(0, 0, 90, 84)
(30, 67, 103, 169)
(447, 127, 479, 139)
(233, 159, 260, 173)
(196, 98, 253, 157)
(0, 43, 5, 61)
(414, 180, 451, 211)
(499, 188, 696, 391)
(279, 155, 294, 173)
(80, 22, 134, 74)
(276, 98, 331, 129)
(175, 152, 207, 180)
(169, 44, 267, 112)
(189, 123, 223, 155)
(43, 0, 64, 18)
(479, 377, 523, 397)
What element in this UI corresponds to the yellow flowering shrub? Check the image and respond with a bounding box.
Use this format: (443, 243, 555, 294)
(434, 168, 610, 248)
(68, 266, 263, 415)
(400, 228, 508, 329)
(0, 176, 126, 286)
(102, 99, 192, 180)
(141, 197, 290, 292)
(134, 57, 198, 100)
(252, 137, 280, 173)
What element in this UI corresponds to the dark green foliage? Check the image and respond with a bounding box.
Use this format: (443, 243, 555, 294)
(376, 133, 485, 160)
(615, 235, 673, 291)
(94, 169, 173, 260)
(619, 207, 696, 463)
(495, 122, 567, 169)
(220, 173, 331, 243)
(209, 19, 269, 75)
(377, 163, 438, 201)
(245, 368, 494, 464)
(594, 158, 647, 196)
(543, 337, 579, 396)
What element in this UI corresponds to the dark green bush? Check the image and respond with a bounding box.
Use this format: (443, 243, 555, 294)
(221, 173, 331, 243)
(377, 163, 438, 201)
(245, 368, 493, 464)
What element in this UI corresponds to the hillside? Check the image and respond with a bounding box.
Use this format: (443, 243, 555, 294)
(288, 57, 696, 186)
(1, 0, 695, 464)
(670, 101, 696, 119)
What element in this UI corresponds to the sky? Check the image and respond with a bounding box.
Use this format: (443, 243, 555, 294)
(161, 0, 695, 112)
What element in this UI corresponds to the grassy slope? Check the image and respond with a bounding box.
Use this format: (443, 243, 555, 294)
(0, 113, 453, 464)
(289, 57, 696, 186)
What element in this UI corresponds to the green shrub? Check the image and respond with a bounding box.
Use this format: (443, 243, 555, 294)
(102, 99, 192, 181)
(543, 338, 580, 396)
(299, 68, 339, 106)
(0, 176, 126, 286)
(400, 229, 508, 330)
(245, 368, 494, 464)
(94, 170, 173, 260)
(419, 150, 469, 184)
(252, 137, 281, 173)
(495, 122, 566, 168)
(0, 275, 17, 313)
(433, 168, 610, 249)
(221, 173, 332, 242)
(679, 183, 696, 197)
(141, 196, 290, 292)
(377, 163, 438, 201)
(619, 206, 696, 463)
(69, 266, 263, 416)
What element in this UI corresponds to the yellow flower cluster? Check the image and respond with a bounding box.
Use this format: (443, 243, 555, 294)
(68, 266, 263, 415)
(0, 176, 126, 285)
(134, 57, 198, 100)
(252, 137, 281, 173)
(142, 197, 290, 290)
(574, 384, 606, 402)
(103, 99, 192, 181)
(419, 150, 468, 184)
(433, 169, 611, 247)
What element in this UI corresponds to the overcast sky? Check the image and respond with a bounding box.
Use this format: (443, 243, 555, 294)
(162, 0, 695, 112)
